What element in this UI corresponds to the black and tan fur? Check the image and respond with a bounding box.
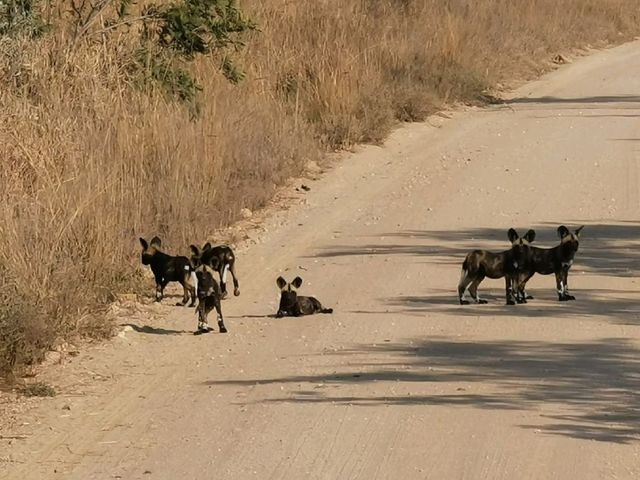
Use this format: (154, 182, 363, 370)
(458, 228, 535, 305)
(276, 276, 333, 318)
(516, 225, 584, 302)
(190, 243, 240, 299)
(194, 265, 227, 334)
(139, 236, 197, 306)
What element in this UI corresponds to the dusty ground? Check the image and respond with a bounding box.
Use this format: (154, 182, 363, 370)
(2, 40, 640, 479)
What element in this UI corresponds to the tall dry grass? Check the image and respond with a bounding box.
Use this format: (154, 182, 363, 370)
(1, 0, 639, 374)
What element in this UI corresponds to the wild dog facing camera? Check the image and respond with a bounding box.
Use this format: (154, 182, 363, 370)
(515, 225, 584, 302)
(276, 276, 333, 318)
(139, 236, 197, 307)
(193, 265, 227, 334)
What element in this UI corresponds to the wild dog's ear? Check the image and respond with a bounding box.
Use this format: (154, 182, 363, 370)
(139, 238, 148, 250)
(557, 226, 570, 239)
(190, 245, 200, 256)
(524, 229, 536, 243)
(291, 277, 303, 289)
(150, 236, 162, 248)
(575, 225, 584, 237)
(276, 277, 287, 290)
(202, 242, 212, 251)
(507, 228, 519, 243)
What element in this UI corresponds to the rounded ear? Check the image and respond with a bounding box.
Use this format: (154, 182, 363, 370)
(190, 245, 200, 256)
(575, 225, 584, 236)
(202, 242, 212, 251)
(276, 277, 287, 289)
(507, 228, 519, 243)
(524, 229, 536, 243)
(292, 277, 303, 289)
(150, 236, 162, 248)
(139, 238, 148, 249)
(557, 226, 570, 239)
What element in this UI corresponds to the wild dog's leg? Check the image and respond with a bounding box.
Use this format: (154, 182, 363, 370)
(155, 282, 166, 302)
(555, 271, 568, 301)
(514, 273, 528, 304)
(505, 276, 516, 305)
(457, 269, 474, 305)
(229, 261, 240, 297)
(468, 279, 488, 304)
(177, 280, 190, 306)
(194, 300, 210, 334)
(562, 266, 575, 300)
(214, 296, 227, 333)
(519, 272, 535, 301)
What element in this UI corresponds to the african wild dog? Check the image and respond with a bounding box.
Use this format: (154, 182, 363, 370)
(276, 276, 333, 317)
(515, 225, 584, 302)
(190, 243, 240, 299)
(139, 236, 197, 306)
(193, 265, 227, 334)
(457, 228, 535, 305)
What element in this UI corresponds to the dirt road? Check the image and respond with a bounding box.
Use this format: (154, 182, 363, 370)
(3, 41, 640, 479)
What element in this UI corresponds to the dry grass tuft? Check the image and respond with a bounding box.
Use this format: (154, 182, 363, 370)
(1, 0, 639, 374)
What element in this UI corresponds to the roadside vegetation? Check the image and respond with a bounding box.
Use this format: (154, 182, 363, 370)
(1, 0, 638, 375)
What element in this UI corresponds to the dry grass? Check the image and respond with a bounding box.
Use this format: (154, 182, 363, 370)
(1, 0, 639, 374)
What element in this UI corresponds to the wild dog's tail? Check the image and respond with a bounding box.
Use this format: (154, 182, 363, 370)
(222, 263, 230, 283)
(459, 257, 469, 285)
(320, 308, 333, 314)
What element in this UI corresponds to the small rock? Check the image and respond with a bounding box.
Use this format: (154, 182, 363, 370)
(240, 208, 253, 219)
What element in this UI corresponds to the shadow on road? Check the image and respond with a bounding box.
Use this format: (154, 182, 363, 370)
(205, 336, 640, 444)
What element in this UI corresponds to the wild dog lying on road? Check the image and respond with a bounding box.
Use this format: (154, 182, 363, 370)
(139, 236, 197, 306)
(190, 243, 240, 299)
(276, 276, 333, 317)
(458, 228, 535, 305)
(515, 225, 584, 302)
(194, 265, 227, 334)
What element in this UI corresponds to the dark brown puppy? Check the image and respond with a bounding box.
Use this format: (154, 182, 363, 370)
(276, 276, 333, 318)
(458, 228, 535, 305)
(139, 236, 196, 306)
(516, 225, 584, 302)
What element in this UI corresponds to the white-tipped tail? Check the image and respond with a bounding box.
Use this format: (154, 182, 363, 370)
(459, 267, 467, 285)
(222, 264, 229, 283)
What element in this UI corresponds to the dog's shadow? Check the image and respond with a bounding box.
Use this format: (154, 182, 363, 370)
(230, 314, 280, 319)
(121, 323, 188, 335)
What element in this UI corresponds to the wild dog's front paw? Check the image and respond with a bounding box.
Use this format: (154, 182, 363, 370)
(220, 291, 229, 300)
(459, 300, 470, 305)
(525, 294, 534, 300)
(565, 294, 576, 301)
(478, 299, 489, 305)
(234, 288, 240, 296)
(506, 299, 516, 305)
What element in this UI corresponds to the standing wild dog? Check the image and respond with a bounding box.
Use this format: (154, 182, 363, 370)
(194, 265, 227, 334)
(190, 243, 240, 299)
(458, 228, 536, 305)
(139, 236, 197, 306)
(276, 276, 333, 317)
(515, 225, 584, 302)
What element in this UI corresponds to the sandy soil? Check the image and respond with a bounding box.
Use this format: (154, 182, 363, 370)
(2, 40, 640, 480)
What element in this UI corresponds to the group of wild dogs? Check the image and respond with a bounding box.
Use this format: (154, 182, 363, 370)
(139, 237, 332, 335)
(458, 225, 584, 305)
(139, 224, 582, 334)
